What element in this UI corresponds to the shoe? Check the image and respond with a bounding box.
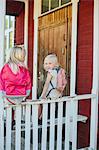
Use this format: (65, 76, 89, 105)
(12, 120, 15, 130)
(38, 119, 42, 125)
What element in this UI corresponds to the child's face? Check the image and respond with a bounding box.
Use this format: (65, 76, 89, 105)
(44, 60, 56, 71)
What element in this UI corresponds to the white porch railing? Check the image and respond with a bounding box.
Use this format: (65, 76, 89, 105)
(0, 94, 97, 150)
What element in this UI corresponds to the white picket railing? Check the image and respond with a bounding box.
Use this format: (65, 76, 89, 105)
(0, 94, 97, 150)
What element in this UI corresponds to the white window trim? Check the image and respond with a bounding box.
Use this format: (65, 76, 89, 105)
(24, 0, 29, 66)
(32, 0, 39, 99)
(39, 0, 72, 17)
(90, 0, 99, 149)
(70, 0, 79, 96)
(0, 0, 6, 70)
(0, 3, 6, 150)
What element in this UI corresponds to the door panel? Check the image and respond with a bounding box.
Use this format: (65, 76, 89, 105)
(49, 28, 54, 52)
(38, 5, 72, 97)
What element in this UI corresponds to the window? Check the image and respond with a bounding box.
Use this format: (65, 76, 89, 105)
(4, 15, 15, 62)
(9, 16, 13, 28)
(4, 36, 7, 50)
(42, 0, 49, 13)
(9, 32, 13, 48)
(51, 0, 59, 10)
(41, 0, 71, 14)
(5, 16, 9, 29)
(61, 0, 71, 5)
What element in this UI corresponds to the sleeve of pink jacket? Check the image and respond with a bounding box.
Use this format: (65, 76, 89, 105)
(0, 67, 5, 93)
(26, 69, 32, 96)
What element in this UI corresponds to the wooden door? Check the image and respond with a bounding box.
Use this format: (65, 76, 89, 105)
(37, 5, 72, 97)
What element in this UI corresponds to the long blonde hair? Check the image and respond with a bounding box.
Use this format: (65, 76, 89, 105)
(7, 46, 26, 73)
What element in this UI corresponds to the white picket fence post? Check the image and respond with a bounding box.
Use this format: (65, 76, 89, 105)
(49, 102, 55, 150)
(65, 101, 71, 150)
(6, 107, 12, 150)
(57, 102, 63, 150)
(0, 95, 4, 150)
(41, 103, 48, 150)
(15, 105, 21, 150)
(71, 99, 78, 150)
(25, 104, 31, 150)
(32, 104, 38, 150)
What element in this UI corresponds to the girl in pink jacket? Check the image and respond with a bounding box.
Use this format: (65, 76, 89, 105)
(0, 46, 31, 104)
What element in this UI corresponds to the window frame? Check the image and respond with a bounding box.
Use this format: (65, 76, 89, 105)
(39, 0, 72, 16)
(4, 15, 15, 62)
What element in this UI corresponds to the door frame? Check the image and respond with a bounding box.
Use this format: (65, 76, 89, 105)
(0, 0, 6, 70)
(90, 0, 99, 148)
(32, 0, 79, 99)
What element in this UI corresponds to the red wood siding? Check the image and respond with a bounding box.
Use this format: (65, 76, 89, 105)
(76, 0, 93, 148)
(28, 0, 34, 86)
(15, 9, 24, 45)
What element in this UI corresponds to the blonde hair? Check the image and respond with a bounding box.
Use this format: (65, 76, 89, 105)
(7, 46, 26, 73)
(44, 54, 59, 67)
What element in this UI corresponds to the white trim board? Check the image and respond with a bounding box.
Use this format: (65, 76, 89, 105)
(32, 0, 39, 99)
(90, 0, 99, 149)
(0, 0, 6, 70)
(24, 0, 28, 66)
(70, 0, 79, 96)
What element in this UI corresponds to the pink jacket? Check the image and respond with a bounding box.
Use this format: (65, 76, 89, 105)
(0, 64, 31, 95)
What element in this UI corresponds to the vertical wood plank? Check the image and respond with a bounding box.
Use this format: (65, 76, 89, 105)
(57, 102, 63, 150)
(25, 105, 31, 150)
(6, 107, 12, 150)
(44, 29, 49, 56)
(41, 103, 48, 150)
(15, 105, 21, 150)
(32, 104, 38, 150)
(49, 28, 54, 52)
(71, 100, 78, 150)
(0, 98, 4, 150)
(90, 97, 98, 149)
(49, 102, 55, 150)
(65, 101, 70, 150)
(0, 0, 5, 70)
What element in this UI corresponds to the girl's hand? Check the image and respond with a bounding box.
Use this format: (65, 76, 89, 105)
(39, 95, 46, 99)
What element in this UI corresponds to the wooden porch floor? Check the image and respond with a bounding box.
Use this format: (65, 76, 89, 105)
(4, 132, 72, 150)
(5, 132, 99, 150)
(4, 132, 99, 150)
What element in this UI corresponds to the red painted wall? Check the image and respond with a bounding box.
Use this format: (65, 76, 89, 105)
(15, 9, 24, 45)
(76, 0, 93, 148)
(15, 0, 34, 94)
